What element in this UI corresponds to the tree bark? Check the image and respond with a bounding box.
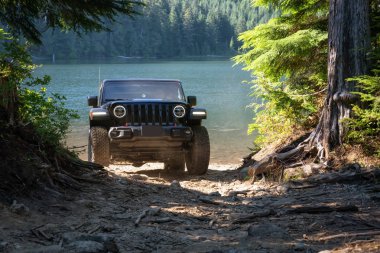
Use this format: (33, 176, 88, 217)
(309, 0, 371, 160)
(0, 76, 17, 124)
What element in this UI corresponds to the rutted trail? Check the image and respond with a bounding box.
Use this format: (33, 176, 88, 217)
(0, 164, 379, 253)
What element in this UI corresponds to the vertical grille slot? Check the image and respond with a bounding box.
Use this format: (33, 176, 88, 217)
(130, 105, 135, 125)
(138, 105, 142, 125)
(159, 104, 163, 126)
(152, 104, 156, 125)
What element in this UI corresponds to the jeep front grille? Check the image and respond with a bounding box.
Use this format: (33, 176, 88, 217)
(123, 104, 176, 126)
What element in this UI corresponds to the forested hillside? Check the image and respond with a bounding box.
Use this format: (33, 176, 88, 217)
(31, 0, 272, 60)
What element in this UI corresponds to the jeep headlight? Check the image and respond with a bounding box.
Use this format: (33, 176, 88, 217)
(113, 105, 126, 118)
(173, 105, 186, 118)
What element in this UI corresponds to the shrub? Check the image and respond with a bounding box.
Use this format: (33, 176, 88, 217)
(0, 36, 78, 147)
(344, 74, 380, 157)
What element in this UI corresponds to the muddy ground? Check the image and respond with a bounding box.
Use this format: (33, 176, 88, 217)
(0, 163, 379, 253)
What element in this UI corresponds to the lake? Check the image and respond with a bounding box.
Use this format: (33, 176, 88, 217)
(34, 60, 255, 163)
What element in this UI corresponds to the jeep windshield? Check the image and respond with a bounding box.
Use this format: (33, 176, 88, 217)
(102, 80, 185, 104)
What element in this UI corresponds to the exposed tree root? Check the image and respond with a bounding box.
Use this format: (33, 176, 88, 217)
(0, 121, 105, 203)
(247, 142, 312, 181)
(243, 128, 342, 182)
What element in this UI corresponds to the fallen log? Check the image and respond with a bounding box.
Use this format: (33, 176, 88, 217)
(305, 168, 380, 185)
(286, 204, 358, 214)
(318, 230, 380, 241)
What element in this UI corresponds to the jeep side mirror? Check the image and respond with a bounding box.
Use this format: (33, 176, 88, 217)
(187, 96, 197, 107)
(87, 96, 98, 107)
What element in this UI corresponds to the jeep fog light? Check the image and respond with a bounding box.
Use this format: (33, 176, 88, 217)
(113, 105, 126, 118)
(173, 105, 186, 118)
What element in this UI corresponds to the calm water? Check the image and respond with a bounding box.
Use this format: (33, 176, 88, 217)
(34, 60, 255, 163)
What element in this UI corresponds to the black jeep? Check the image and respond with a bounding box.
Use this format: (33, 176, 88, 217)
(87, 79, 210, 175)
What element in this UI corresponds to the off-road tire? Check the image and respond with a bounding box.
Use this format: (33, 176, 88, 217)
(89, 127, 110, 167)
(164, 155, 185, 172)
(186, 126, 210, 175)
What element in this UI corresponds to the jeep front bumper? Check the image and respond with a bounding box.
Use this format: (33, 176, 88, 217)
(108, 126, 193, 142)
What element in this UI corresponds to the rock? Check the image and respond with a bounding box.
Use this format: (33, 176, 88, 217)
(242, 200, 252, 205)
(147, 207, 161, 216)
(293, 242, 306, 251)
(129, 174, 149, 181)
(62, 233, 117, 253)
(303, 163, 326, 176)
(238, 167, 251, 180)
(170, 180, 181, 188)
(10, 200, 30, 216)
(0, 241, 8, 252)
(276, 185, 289, 194)
(17, 245, 64, 253)
(247, 223, 291, 240)
(66, 241, 104, 253)
(62, 232, 114, 244)
(209, 191, 221, 197)
(302, 164, 313, 176)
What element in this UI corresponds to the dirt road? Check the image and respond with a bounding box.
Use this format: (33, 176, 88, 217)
(0, 164, 379, 253)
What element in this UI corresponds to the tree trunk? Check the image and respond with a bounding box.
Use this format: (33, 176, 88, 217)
(0, 76, 17, 124)
(308, 0, 371, 160)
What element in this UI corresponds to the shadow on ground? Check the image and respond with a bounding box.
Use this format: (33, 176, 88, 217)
(0, 164, 379, 253)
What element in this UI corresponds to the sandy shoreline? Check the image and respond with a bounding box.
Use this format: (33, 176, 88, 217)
(108, 163, 240, 174)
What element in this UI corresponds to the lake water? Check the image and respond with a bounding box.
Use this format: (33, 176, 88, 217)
(34, 60, 255, 163)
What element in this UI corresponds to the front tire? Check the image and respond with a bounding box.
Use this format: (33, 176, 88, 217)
(186, 126, 210, 175)
(164, 154, 185, 172)
(89, 127, 110, 167)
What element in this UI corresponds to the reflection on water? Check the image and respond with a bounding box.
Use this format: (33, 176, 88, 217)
(34, 60, 256, 163)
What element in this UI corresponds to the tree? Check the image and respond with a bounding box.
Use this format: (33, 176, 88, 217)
(234, 0, 329, 146)
(236, 0, 375, 178)
(308, 0, 371, 159)
(0, 0, 142, 124)
(0, 0, 142, 44)
(28, 0, 271, 59)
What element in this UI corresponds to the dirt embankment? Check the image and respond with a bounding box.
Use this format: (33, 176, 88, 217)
(1, 162, 379, 253)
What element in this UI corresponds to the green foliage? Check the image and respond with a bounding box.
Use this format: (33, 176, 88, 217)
(0, 37, 36, 93)
(246, 76, 320, 145)
(0, 0, 143, 43)
(344, 74, 380, 157)
(31, 0, 274, 59)
(19, 87, 79, 146)
(234, 0, 328, 146)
